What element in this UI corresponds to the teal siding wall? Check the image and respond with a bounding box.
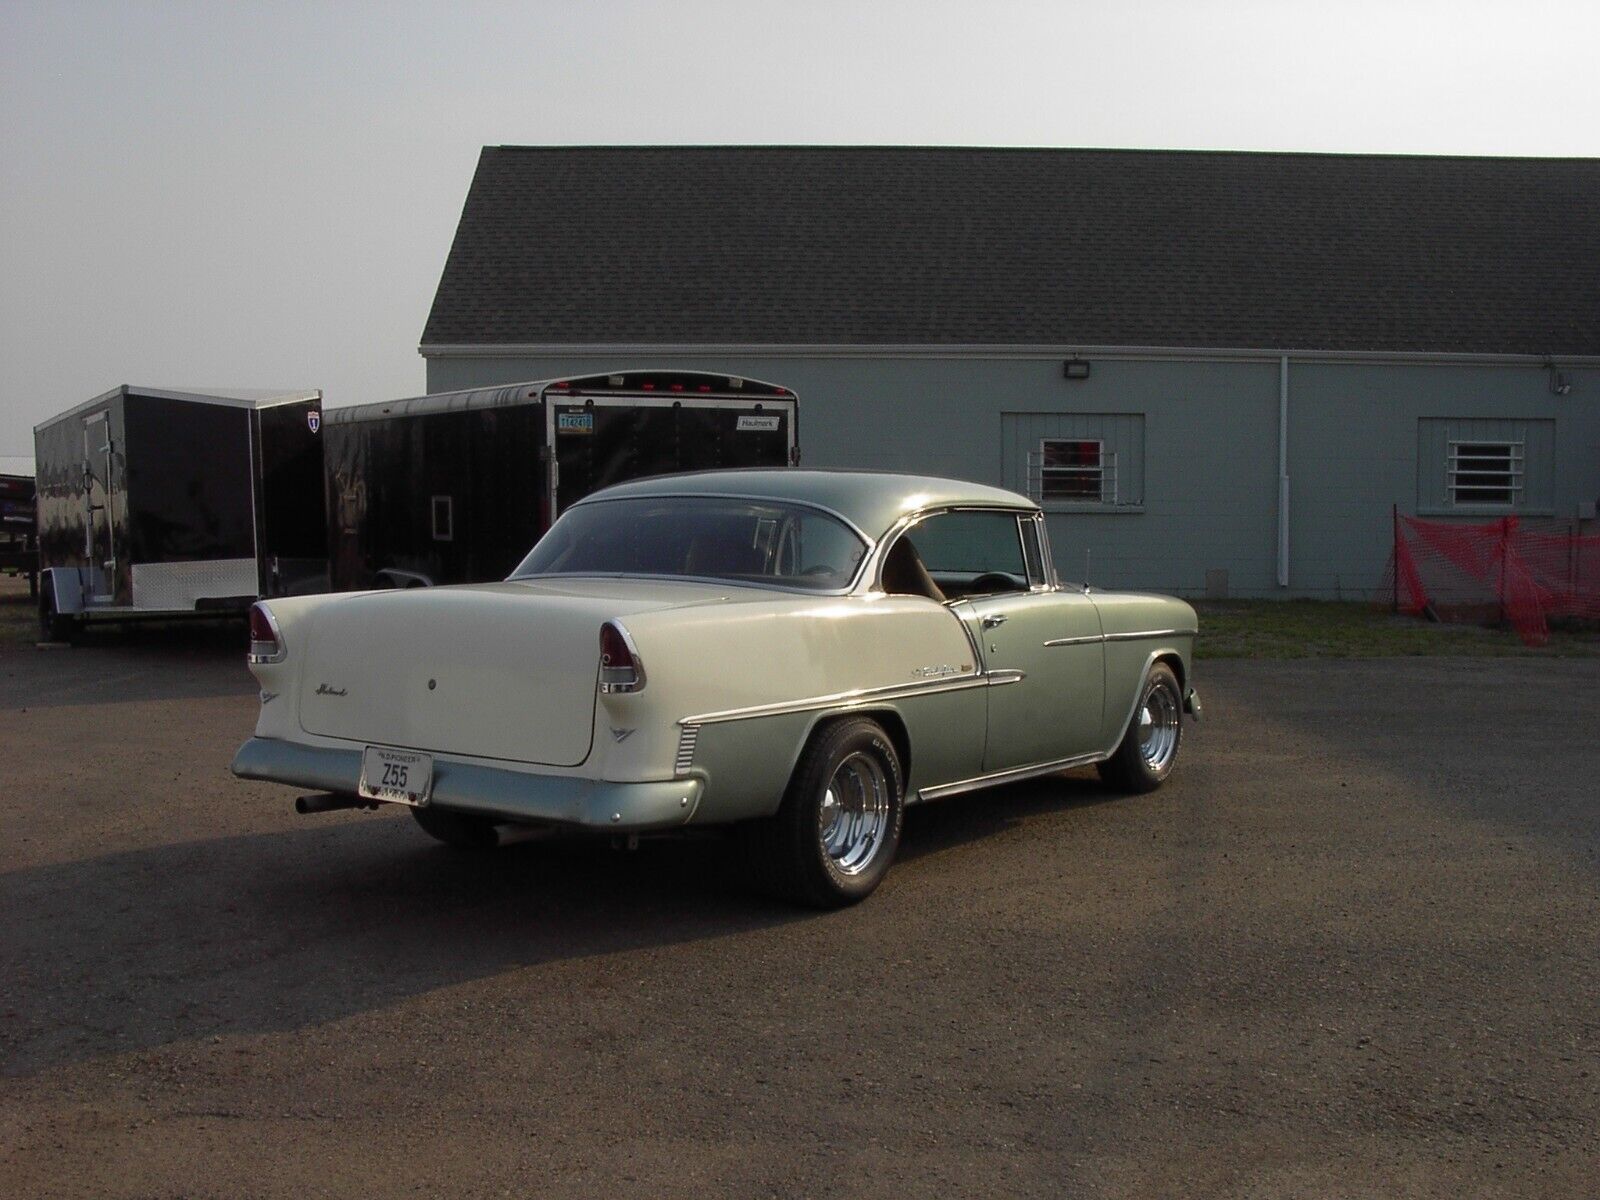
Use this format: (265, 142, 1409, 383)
(1285, 362, 1596, 598)
(425, 353, 1600, 598)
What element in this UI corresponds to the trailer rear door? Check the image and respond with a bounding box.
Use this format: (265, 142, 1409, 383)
(547, 390, 797, 520)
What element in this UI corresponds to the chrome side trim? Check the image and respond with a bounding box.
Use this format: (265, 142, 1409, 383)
(1042, 628, 1194, 648)
(674, 725, 701, 776)
(916, 750, 1107, 802)
(677, 669, 1022, 727)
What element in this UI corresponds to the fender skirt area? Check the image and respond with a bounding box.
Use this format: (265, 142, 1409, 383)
(231, 737, 701, 830)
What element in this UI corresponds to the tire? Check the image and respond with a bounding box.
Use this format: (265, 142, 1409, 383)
(410, 804, 501, 850)
(38, 587, 75, 643)
(1099, 662, 1183, 793)
(745, 717, 904, 908)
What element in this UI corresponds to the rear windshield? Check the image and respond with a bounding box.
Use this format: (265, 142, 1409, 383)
(510, 496, 868, 591)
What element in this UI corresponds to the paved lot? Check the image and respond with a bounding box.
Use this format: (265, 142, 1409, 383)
(1, 627, 1596, 1198)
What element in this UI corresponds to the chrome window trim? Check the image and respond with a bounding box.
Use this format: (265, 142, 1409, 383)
(510, 571, 859, 599)
(677, 668, 1024, 728)
(868, 502, 1047, 597)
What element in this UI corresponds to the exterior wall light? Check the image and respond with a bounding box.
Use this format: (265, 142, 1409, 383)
(1063, 358, 1091, 380)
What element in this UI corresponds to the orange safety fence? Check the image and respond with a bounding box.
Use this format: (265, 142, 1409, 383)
(1378, 512, 1600, 646)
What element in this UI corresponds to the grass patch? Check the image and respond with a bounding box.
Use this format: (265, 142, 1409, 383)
(1195, 599, 1600, 660)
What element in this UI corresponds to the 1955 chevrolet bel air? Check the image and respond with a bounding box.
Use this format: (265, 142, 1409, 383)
(233, 469, 1200, 906)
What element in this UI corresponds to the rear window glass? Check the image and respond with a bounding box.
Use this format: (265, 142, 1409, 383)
(511, 496, 867, 591)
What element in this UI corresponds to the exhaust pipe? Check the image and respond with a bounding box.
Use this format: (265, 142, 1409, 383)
(294, 792, 376, 815)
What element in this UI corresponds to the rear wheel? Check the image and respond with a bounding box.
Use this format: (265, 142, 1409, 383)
(746, 717, 904, 908)
(1099, 662, 1182, 793)
(410, 805, 501, 850)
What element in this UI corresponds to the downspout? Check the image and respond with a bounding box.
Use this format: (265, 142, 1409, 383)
(1277, 356, 1290, 588)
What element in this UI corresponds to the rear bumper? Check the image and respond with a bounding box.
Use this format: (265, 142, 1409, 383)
(231, 737, 702, 830)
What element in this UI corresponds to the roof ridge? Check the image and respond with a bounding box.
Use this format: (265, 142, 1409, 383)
(483, 144, 1600, 164)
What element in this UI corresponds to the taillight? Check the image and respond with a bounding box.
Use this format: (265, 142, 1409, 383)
(248, 603, 285, 664)
(598, 621, 645, 694)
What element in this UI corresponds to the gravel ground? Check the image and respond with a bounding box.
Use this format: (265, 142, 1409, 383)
(1, 630, 1596, 1198)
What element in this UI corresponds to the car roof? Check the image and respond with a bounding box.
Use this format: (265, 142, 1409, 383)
(577, 469, 1036, 539)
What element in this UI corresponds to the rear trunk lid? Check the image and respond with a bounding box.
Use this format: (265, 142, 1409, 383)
(296, 579, 727, 766)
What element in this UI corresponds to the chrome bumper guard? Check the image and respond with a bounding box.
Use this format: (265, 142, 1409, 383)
(1183, 688, 1203, 721)
(231, 738, 702, 830)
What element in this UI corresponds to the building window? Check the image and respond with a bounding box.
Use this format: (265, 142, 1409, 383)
(1418, 419, 1551, 516)
(1003, 412, 1143, 511)
(1032, 439, 1112, 503)
(431, 495, 454, 541)
(1448, 442, 1523, 508)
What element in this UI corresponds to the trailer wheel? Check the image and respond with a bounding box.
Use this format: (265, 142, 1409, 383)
(39, 588, 76, 644)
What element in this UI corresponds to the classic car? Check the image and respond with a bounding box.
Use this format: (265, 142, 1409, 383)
(233, 469, 1200, 906)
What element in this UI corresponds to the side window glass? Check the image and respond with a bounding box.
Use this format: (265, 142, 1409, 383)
(887, 510, 1029, 600)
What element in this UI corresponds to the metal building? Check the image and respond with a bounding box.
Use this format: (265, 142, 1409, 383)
(416, 146, 1600, 597)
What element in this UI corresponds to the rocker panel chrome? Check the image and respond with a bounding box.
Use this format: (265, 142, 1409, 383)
(916, 749, 1108, 802)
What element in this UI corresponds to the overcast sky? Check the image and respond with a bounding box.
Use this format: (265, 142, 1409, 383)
(2, 0, 1596, 459)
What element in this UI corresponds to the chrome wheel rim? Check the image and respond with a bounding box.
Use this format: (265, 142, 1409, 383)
(1137, 679, 1180, 773)
(818, 751, 890, 876)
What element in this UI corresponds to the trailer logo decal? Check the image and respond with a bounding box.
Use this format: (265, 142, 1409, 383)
(557, 412, 594, 435)
(307, 410, 321, 433)
(736, 414, 782, 432)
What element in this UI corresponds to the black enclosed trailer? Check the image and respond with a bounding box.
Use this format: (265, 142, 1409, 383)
(0, 469, 38, 595)
(34, 386, 327, 638)
(326, 370, 798, 590)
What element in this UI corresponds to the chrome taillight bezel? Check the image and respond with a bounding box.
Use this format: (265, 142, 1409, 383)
(598, 620, 646, 694)
(248, 602, 286, 665)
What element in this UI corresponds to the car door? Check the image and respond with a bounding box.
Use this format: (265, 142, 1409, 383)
(965, 586, 1105, 772)
(904, 508, 1106, 773)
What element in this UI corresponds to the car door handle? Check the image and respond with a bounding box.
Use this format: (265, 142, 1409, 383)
(981, 613, 1008, 629)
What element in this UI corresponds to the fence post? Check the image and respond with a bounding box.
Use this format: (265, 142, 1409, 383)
(1497, 517, 1511, 627)
(1391, 504, 1400, 613)
(1572, 518, 1580, 607)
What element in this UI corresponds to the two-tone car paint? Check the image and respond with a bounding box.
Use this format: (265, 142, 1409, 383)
(234, 470, 1197, 834)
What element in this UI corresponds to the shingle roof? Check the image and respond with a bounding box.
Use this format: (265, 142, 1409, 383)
(422, 146, 1600, 356)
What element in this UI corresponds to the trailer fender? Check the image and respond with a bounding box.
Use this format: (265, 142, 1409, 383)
(40, 567, 88, 614)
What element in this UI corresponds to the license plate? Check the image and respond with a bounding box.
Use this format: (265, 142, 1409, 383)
(358, 746, 433, 806)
